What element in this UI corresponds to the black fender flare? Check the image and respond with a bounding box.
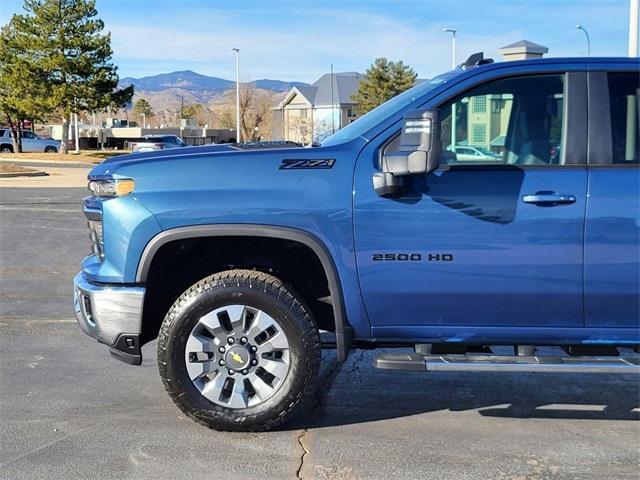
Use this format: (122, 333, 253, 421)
(136, 224, 353, 361)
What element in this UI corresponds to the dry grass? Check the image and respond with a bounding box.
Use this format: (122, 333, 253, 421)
(0, 163, 39, 174)
(2, 150, 130, 163)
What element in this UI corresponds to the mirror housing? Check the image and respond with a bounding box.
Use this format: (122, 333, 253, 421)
(374, 109, 441, 197)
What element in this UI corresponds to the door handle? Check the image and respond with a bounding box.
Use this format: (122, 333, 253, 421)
(522, 191, 576, 206)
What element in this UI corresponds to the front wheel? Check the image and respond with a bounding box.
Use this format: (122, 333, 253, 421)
(44, 146, 57, 153)
(157, 269, 321, 431)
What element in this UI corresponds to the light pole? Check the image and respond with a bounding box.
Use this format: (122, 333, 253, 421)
(442, 28, 457, 68)
(230, 47, 241, 143)
(74, 112, 80, 153)
(141, 113, 146, 129)
(630, 0, 639, 57)
(576, 25, 591, 56)
(443, 28, 457, 151)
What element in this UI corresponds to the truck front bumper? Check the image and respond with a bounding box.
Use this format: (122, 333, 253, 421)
(73, 272, 146, 365)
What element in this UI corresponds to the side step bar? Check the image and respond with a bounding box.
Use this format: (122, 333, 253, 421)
(374, 353, 640, 374)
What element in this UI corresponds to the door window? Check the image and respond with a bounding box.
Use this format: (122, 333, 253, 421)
(608, 72, 639, 164)
(440, 75, 566, 166)
(21, 131, 37, 139)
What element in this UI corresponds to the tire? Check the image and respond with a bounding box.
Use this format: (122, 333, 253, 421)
(0, 145, 13, 153)
(157, 269, 321, 431)
(44, 146, 57, 153)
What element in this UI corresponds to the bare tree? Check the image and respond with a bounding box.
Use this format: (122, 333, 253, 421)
(287, 116, 312, 145)
(217, 84, 273, 141)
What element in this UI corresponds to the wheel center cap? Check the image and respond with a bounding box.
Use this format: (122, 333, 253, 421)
(225, 345, 251, 369)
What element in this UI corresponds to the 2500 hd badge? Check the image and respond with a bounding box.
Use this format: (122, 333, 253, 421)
(372, 253, 454, 262)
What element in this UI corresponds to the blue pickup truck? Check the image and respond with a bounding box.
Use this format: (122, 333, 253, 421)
(74, 55, 639, 431)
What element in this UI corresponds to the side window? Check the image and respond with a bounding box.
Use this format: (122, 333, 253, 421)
(608, 72, 639, 164)
(22, 131, 36, 139)
(439, 74, 566, 166)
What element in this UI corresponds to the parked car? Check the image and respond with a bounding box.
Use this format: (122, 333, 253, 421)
(74, 55, 639, 432)
(130, 135, 187, 152)
(236, 140, 302, 149)
(0, 129, 60, 153)
(448, 145, 502, 162)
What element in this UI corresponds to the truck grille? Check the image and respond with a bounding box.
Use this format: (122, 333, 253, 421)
(87, 220, 104, 260)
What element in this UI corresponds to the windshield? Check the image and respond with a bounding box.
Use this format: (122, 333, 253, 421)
(321, 71, 458, 147)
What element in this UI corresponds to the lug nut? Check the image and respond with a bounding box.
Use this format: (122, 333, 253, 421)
(241, 369, 248, 375)
(250, 346, 257, 352)
(219, 360, 226, 366)
(251, 359, 258, 366)
(240, 337, 248, 344)
(228, 369, 235, 375)
(218, 346, 225, 353)
(227, 337, 235, 345)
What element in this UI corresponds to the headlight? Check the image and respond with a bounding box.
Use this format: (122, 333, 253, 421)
(88, 178, 135, 197)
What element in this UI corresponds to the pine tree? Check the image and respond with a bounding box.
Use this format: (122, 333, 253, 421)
(0, 21, 50, 152)
(2, 0, 133, 153)
(133, 98, 153, 118)
(352, 58, 417, 114)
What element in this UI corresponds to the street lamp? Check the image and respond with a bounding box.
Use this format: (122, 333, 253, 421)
(230, 47, 241, 142)
(442, 28, 457, 152)
(442, 28, 457, 69)
(141, 113, 146, 129)
(629, 0, 638, 57)
(576, 25, 591, 56)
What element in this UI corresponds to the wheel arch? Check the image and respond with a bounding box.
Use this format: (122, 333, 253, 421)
(136, 224, 353, 361)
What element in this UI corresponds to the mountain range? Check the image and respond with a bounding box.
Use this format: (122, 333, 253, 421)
(120, 70, 307, 94)
(118, 70, 307, 112)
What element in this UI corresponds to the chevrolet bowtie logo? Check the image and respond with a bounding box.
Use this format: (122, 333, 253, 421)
(230, 352, 243, 363)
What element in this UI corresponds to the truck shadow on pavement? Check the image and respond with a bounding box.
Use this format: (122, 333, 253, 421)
(286, 351, 640, 430)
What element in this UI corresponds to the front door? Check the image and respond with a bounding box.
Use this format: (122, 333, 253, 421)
(354, 72, 588, 336)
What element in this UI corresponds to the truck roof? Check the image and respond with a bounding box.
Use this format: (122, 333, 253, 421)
(458, 56, 639, 73)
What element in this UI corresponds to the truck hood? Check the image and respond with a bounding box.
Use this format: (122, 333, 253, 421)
(90, 143, 314, 178)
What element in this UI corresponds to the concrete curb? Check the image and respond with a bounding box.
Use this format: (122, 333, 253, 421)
(0, 170, 49, 178)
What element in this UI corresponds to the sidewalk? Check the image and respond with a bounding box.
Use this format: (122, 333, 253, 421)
(0, 165, 90, 188)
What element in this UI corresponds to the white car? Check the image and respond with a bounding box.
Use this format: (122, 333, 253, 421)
(0, 129, 61, 153)
(131, 135, 188, 153)
(449, 146, 502, 162)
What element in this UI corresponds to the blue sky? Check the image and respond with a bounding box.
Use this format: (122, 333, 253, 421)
(0, 0, 635, 82)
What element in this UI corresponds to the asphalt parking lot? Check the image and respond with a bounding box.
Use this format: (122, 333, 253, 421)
(1, 186, 639, 480)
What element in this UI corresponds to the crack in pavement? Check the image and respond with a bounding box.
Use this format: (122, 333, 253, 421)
(295, 429, 310, 479)
(295, 351, 347, 479)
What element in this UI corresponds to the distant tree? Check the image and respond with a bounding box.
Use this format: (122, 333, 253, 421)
(215, 85, 274, 141)
(352, 58, 417, 114)
(218, 107, 235, 131)
(133, 98, 153, 119)
(182, 103, 204, 125)
(288, 116, 312, 145)
(4, 0, 133, 153)
(0, 20, 50, 152)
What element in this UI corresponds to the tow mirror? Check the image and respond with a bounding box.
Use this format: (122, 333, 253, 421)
(373, 109, 441, 197)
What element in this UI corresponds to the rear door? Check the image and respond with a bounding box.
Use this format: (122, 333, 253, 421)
(584, 68, 640, 328)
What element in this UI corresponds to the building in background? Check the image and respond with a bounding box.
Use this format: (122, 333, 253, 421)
(272, 72, 363, 144)
(498, 40, 549, 61)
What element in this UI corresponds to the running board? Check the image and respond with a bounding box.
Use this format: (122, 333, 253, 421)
(374, 353, 640, 374)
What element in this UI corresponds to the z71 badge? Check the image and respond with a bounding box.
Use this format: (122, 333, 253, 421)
(280, 159, 335, 170)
